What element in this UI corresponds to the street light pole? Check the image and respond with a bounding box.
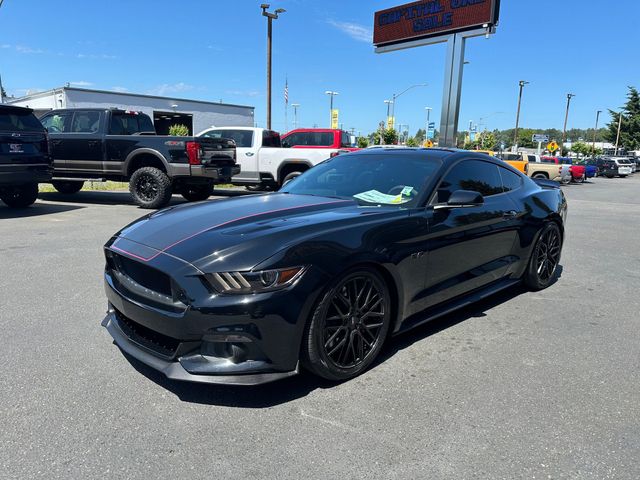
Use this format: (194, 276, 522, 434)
(390, 83, 428, 131)
(384, 99, 393, 125)
(291, 103, 300, 129)
(261, 4, 285, 130)
(325, 91, 338, 128)
(592, 110, 602, 157)
(513, 80, 529, 150)
(561, 93, 576, 150)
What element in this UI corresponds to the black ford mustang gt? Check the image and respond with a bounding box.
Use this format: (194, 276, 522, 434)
(102, 148, 567, 385)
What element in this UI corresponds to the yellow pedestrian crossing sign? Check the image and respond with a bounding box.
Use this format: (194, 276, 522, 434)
(547, 141, 559, 152)
(424, 140, 434, 148)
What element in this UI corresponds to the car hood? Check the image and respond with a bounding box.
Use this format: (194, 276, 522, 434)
(110, 193, 392, 271)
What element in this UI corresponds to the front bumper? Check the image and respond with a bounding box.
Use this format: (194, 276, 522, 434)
(102, 309, 298, 385)
(101, 243, 323, 385)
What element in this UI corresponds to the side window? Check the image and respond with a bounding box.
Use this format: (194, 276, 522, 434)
(341, 132, 351, 147)
(41, 112, 72, 133)
(262, 130, 281, 148)
(499, 167, 523, 193)
(435, 160, 503, 203)
(71, 111, 101, 133)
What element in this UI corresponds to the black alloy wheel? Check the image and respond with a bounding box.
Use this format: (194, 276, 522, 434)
(302, 268, 391, 381)
(181, 182, 213, 202)
(52, 180, 84, 194)
(524, 222, 562, 291)
(129, 167, 172, 209)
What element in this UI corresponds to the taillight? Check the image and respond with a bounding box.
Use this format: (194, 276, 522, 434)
(186, 141, 201, 165)
(525, 163, 529, 173)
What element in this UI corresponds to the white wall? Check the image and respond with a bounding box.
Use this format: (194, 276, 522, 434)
(9, 89, 254, 132)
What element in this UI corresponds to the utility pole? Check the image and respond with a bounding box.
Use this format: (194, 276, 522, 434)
(261, 4, 285, 130)
(592, 110, 602, 157)
(513, 80, 529, 151)
(615, 113, 623, 155)
(291, 103, 300, 129)
(561, 93, 576, 150)
(384, 99, 393, 127)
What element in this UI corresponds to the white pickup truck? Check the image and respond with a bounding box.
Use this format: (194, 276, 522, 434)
(197, 127, 344, 188)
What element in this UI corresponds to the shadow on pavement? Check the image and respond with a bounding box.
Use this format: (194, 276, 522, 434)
(0, 202, 84, 218)
(38, 190, 188, 207)
(120, 268, 564, 408)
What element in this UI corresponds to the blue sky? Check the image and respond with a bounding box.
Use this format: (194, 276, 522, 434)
(1, 0, 639, 135)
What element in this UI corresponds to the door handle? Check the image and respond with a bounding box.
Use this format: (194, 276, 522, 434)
(503, 210, 518, 219)
(245, 152, 255, 157)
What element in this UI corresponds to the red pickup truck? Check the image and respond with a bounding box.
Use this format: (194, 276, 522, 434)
(281, 129, 359, 152)
(542, 156, 585, 183)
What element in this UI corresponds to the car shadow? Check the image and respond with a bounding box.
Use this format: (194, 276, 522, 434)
(0, 202, 84, 218)
(38, 190, 190, 207)
(120, 267, 563, 408)
(214, 188, 261, 197)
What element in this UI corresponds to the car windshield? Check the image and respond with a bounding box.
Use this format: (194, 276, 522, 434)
(280, 153, 441, 207)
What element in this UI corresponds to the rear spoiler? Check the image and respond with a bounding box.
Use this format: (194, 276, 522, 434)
(532, 178, 561, 189)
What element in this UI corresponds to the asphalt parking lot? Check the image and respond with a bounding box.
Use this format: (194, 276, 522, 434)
(1, 178, 639, 480)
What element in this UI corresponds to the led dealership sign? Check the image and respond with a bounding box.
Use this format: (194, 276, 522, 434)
(374, 0, 500, 47)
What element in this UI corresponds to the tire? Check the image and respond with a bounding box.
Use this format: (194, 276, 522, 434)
(181, 182, 213, 202)
(301, 267, 392, 381)
(0, 183, 39, 208)
(532, 173, 548, 179)
(606, 174, 614, 178)
(246, 184, 270, 192)
(281, 171, 302, 186)
(619, 175, 627, 178)
(129, 167, 172, 209)
(523, 222, 562, 291)
(52, 180, 84, 194)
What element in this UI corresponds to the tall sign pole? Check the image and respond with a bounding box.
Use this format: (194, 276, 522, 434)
(261, 5, 285, 130)
(561, 93, 576, 151)
(513, 80, 529, 151)
(373, 0, 500, 148)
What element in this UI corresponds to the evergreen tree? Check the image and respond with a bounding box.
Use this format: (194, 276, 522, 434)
(605, 86, 640, 151)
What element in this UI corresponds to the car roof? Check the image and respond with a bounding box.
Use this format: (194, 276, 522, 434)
(345, 147, 506, 166)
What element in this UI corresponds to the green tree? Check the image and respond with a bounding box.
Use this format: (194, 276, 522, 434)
(356, 136, 369, 148)
(414, 128, 426, 144)
(169, 124, 189, 136)
(406, 136, 419, 147)
(605, 86, 640, 151)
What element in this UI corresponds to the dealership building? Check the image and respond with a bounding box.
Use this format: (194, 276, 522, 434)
(6, 86, 254, 135)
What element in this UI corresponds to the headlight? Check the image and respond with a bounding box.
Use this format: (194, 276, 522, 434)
(204, 266, 307, 294)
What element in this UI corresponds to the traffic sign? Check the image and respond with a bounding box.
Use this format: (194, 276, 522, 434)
(533, 134, 549, 143)
(547, 141, 559, 152)
(424, 140, 434, 148)
(427, 122, 435, 140)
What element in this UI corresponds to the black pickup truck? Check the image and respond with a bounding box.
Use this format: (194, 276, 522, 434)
(39, 108, 238, 208)
(0, 105, 53, 208)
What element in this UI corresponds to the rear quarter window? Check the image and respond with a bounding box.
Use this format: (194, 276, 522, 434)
(499, 167, 523, 192)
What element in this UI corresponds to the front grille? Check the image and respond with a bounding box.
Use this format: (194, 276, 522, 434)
(108, 252, 172, 297)
(114, 308, 179, 359)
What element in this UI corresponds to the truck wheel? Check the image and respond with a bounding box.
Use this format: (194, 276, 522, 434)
(129, 167, 172, 209)
(282, 171, 302, 186)
(181, 182, 213, 202)
(0, 183, 39, 208)
(246, 184, 270, 192)
(52, 181, 84, 194)
(532, 173, 548, 179)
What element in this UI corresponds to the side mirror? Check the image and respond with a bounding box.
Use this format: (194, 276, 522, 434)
(434, 190, 484, 210)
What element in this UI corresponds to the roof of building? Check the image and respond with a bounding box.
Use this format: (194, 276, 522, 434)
(6, 86, 254, 110)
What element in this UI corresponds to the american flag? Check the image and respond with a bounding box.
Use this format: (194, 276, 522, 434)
(284, 79, 288, 105)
